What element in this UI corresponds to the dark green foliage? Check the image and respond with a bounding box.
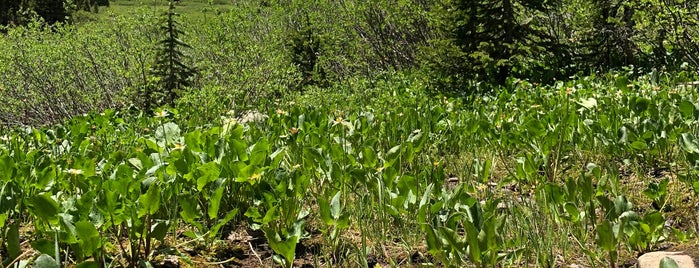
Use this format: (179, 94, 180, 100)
(287, 14, 327, 88)
(423, 0, 562, 91)
(74, 0, 99, 12)
(580, 0, 637, 69)
(26, 0, 67, 25)
(0, 0, 21, 26)
(141, 1, 197, 112)
(0, 0, 105, 26)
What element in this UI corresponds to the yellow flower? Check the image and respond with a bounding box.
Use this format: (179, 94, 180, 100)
(250, 173, 263, 182)
(173, 143, 185, 150)
(276, 109, 288, 116)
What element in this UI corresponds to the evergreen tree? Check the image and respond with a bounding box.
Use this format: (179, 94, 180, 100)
(0, 0, 21, 26)
(30, 0, 68, 24)
(582, 0, 638, 69)
(426, 0, 561, 88)
(140, 1, 196, 112)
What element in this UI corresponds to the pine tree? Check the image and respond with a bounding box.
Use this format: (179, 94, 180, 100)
(426, 0, 561, 88)
(31, 0, 68, 24)
(142, 1, 196, 112)
(582, 0, 637, 69)
(0, 0, 21, 26)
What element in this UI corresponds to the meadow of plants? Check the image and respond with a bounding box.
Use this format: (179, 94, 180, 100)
(0, 72, 699, 267)
(1, 0, 699, 267)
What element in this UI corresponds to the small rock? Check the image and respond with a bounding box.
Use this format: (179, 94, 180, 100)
(637, 251, 696, 268)
(161, 255, 179, 268)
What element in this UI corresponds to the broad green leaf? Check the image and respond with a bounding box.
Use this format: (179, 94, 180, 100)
(75, 221, 100, 257)
(155, 122, 181, 147)
(264, 228, 299, 267)
(31, 239, 54, 256)
(184, 131, 203, 152)
(630, 141, 648, 150)
(564, 203, 580, 222)
(679, 101, 694, 118)
(196, 162, 220, 191)
(208, 185, 225, 219)
(138, 183, 161, 217)
(596, 220, 616, 251)
(318, 196, 332, 225)
(362, 147, 378, 167)
(423, 225, 441, 252)
(660, 256, 679, 268)
(633, 97, 651, 113)
(28, 193, 59, 221)
(250, 139, 270, 166)
(34, 254, 59, 268)
(681, 133, 699, 153)
(330, 191, 342, 220)
(179, 196, 201, 223)
(384, 145, 401, 167)
(209, 209, 238, 240)
(7, 223, 20, 259)
(150, 220, 170, 241)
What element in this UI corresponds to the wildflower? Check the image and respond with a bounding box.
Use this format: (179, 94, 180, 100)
(66, 168, 83, 175)
(433, 161, 440, 167)
(376, 167, 384, 173)
(565, 88, 574, 95)
(173, 143, 185, 150)
(154, 110, 169, 118)
(222, 117, 237, 125)
(289, 127, 299, 135)
(250, 173, 262, 182)
(276, 109, 288, 116)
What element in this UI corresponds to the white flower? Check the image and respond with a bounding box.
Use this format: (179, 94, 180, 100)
(154, 110, 169, 118)
(65, 169, 83, 175)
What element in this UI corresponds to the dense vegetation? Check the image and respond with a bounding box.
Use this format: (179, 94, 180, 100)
(0, 0, 698, 267)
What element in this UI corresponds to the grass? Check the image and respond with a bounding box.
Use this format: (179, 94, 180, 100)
(99, 0, 235, 20)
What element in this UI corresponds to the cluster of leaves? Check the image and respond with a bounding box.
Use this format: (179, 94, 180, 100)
(0, 73, 697, 267)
